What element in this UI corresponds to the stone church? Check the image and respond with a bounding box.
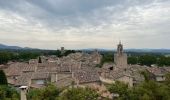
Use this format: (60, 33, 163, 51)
(114, 41, 128, 70)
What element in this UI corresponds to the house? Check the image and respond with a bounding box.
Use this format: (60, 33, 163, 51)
(146, 67, 168, 82)
(30, 72, 50, 88)
(163, 67, 170, 72)
(73, 67, 101, 87)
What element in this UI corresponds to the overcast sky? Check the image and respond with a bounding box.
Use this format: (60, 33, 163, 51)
(0, 0, 170, 50)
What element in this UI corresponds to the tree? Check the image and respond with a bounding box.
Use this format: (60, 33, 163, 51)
(0, 85, 19, 100)
(128, 56, 138, 64)
(59, 87, 99, 100)
(157, 56, 170, 66)
(140, 70, 150, 82)
(139, 55, 157, 66)
(108, 81, 129, 100)
(100, 53, 114, 67)
(27, 84, 60, 100)
(0, 87, 5, 100)
(165, 73, 170, 86)
(107, 80, 170, 100)
(0, 70, 7, 85)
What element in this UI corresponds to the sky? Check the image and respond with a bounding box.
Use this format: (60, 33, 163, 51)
(0, 0, 170, 50)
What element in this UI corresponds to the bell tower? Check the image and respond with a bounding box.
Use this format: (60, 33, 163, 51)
(114, 41, 128, 70)
(117, 41, 123, 55)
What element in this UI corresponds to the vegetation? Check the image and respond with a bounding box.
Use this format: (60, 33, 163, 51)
(27, 84, 61, 100)
(108, 73, 170, 100)
(0, 50, 77, 64)
(98, 52, 114, 67)
(27, 84, 99, 100)
(0, 85, 19, 100)
(128, 55, 170, 66)
(0, 70, 19, 100)
(0, 70, 8, 85)
(59, 87, 99, 100)
(0, 51, 40, 64)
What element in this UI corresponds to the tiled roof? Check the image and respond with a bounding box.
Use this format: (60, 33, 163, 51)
(5, 62, 25, 76)
(109, 69, 130, 80)
(22, 64, 37, 72)
(163, 67, 170, 72)
(56, 76, 73, 87)
(15, 72, 33, 86)
(147, 67, 167, 76)
(59, 62, 70, 72)
(73, 68, 100, 84)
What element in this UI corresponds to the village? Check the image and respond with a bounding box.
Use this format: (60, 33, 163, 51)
(1, 42, 170, 99)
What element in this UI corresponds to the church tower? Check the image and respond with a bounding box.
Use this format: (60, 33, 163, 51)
(117, 41, 123, 55)
(114, 41, 128, 70)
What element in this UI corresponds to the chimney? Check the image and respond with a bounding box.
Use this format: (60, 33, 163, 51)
(19, 86, 28, 100)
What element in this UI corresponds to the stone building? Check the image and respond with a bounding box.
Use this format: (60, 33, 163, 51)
(100, 42, 145, 87)
(114, 41, 128, 70)
(146, 67, 168, 82)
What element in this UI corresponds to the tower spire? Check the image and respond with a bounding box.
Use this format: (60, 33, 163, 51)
(117, 41, 123, 54)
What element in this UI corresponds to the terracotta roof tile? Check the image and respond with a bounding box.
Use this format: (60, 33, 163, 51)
(74, 68, 100, 84)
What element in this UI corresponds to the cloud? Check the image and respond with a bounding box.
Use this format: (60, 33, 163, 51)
(0, 0, 170, 49)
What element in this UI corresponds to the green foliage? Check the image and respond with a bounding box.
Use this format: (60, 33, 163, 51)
(138, 55, 157, 66)
(128, 56, 138, 65)
(18, 52, 40, 61)
(157, 56, 170, 66)
(108, 80, 170, 100)
(165, 73, 170, 86)
(63, 50, 76, 56)
(0, 52, 13, 64)
(140, 70, 150, 82)
(27, 84, 60, 100)
(128, 54, 170, 66)
(100, 53, 114, 67)
(108, 81, 129, 100)
(0, 85, 19, 100)
(0, 50, 77, 64)
(28, 85, 99, 100)
(0, 70, 7, 85)
(0, 87, 5, 100)
(59, 87, 99, 100)
(0, 51, 40, 64)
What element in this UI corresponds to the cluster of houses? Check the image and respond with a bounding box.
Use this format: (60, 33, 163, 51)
(3, 50, 102, 88)
(1, 42, 170, 99)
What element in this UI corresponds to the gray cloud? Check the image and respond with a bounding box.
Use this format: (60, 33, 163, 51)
(0, 0, 170, 49)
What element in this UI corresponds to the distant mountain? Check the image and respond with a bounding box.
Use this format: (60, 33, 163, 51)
(0, 44, 38, 50)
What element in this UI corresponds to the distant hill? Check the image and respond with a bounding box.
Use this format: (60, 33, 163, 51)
(0, 44, 38, 50)
(1, 43, 170, 53)
(125, 49, 170, 53)
(81, 48, 170, 53)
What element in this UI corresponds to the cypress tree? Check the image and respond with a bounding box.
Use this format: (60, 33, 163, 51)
(38, 57, 42, 63)
(0, 70, 7, 85)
